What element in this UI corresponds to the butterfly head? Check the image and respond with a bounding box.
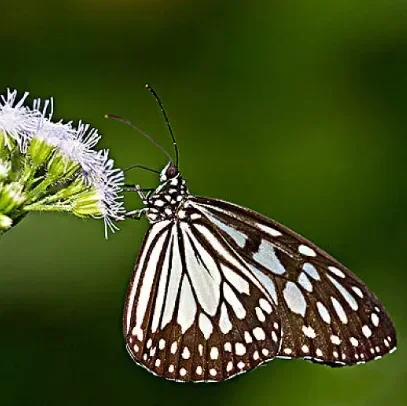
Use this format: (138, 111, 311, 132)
(159, 162, 178, 183)
(144, 162, 189, 223)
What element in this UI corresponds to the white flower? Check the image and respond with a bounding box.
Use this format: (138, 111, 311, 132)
(0, 89, 125, 236)
(0, 89, 41, 151)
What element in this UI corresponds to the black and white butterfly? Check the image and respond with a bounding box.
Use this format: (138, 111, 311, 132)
(113, 86, 397, 383)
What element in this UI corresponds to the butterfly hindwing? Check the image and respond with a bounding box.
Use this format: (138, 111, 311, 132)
(187, 196, 397, 366)
(124, 218, 281, 382)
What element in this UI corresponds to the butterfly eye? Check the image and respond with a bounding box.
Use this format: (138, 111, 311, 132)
(166, 164, 178, 178)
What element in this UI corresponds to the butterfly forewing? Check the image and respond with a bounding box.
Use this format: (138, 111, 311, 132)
(187, 196, 397, 366)
(124, 218, 281, 382)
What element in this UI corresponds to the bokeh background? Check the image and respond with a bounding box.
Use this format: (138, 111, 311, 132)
(0, 1, 406, 405)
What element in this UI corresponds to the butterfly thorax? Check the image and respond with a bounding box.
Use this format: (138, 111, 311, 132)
(144, 163, 189, 223)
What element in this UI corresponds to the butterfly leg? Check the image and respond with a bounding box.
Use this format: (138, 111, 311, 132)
(123, 184, 155, 201)
(123, 184, 154, 193)
(124, 208, 148, 220)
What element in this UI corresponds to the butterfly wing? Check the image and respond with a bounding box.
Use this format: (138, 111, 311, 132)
(124, 219, 281, 382)
(186, 196, 397, 366)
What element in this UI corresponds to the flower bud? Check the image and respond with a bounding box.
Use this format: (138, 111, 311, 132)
(0, 182, 26, 213)
(0, 213, 12, 230)
(72, 189, 103, 217)
(47, 151, 80, 180)
(28, 136, 55, 167)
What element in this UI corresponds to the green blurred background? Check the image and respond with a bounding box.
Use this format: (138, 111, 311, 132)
(0, 1, 406, 405)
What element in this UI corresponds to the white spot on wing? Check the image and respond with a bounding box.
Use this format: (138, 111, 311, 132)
(132, 327, 143, 342)
(259, 298, 273, 314)
(330, 335, 341, 345)
(221, 264, 250, 294)
(328, 275, 358, 311)
(182, 223, 221, 316)
(235, 343, 246, 356)
(255, 307, 266, 322)
(298, 272, 313, 292)
(302, 263, 320, 280)
(316, 301, 331, 324)
(161, 226, 183, 329)
(283, 281, 307, 317)
(249, 265, 278, 304)
(253, 327, 266, 341)
(352, 286, 364, 298)
(224, 283, 246, 320)
(210, 347, 219, 360)
(362, 325, 372, 338)
(371, 313, 380, 327)
(237, 361, 245, 370)
(194, 224, 249, 275)
(244, 331, 253, 343)
(126, 222, 171, 329)
(302, 325, 316, 339)
(253, 240, 286, 275)
(257, 223, 282, 237)
(171, 341, 178, 354)
(199, 313, 213, 339)
(151, 232, 173, 333)
(177, 276, 197, 333)
(197, 205, 247, 248)
(182, 347, 191, 360)
(298, 245, 316, 257)
(132, 225, 169, 335)
(158, 339, 166, 350)
(328, 266, 345, 278)
(331, 297, 348, 324)
(219, 303, 233, 334)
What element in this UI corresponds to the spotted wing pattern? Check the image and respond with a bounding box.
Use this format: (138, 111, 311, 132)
(187, 196, 397, 366)
(124, 219, 281, 382)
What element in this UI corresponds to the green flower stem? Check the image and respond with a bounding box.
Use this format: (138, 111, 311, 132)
(23, 202, 73, 213)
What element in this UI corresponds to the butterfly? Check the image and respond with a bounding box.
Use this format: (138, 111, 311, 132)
(112, 85, 397, 383)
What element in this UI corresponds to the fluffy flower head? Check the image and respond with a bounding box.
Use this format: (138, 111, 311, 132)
(0, 89, 125, 236)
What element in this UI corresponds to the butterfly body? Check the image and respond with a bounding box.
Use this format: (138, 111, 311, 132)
(142, 163, 189, 223)
(123, 161, 397, 383)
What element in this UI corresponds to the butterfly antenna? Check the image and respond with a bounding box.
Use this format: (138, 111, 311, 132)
(104, 114, 173, 164)
(124, 164, 160, 174)
(145, 84, 179, 168)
